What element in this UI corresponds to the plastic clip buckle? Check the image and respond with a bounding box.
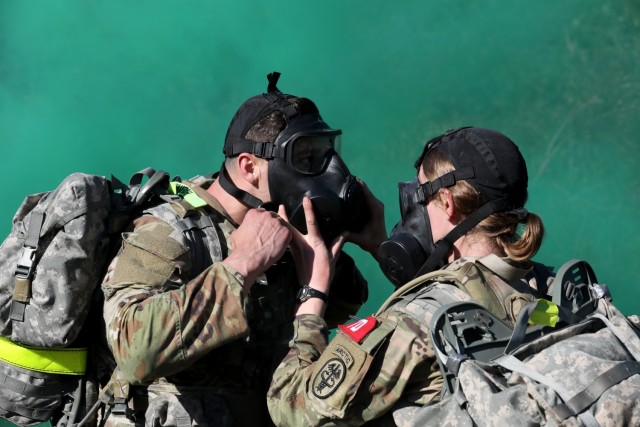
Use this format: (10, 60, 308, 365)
(15, 246, 37, 279)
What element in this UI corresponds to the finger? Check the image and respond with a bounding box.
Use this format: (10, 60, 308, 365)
(302, 197, 321, 239)
(329, 234, 345, 259)
(277, 204, 289, 222)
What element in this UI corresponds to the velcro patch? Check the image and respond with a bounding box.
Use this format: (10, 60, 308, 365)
(309, 333, 368, 413)
(338, 316, 377, 343)
(312, 358, 347, 399)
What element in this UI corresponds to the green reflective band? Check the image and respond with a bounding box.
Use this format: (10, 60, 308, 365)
(528, 299, 559, 327)
(168, 182, 207, 208)
(0, 336, 87, 375)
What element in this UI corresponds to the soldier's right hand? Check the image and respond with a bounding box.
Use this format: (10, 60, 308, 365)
(224, 208, 292, 291)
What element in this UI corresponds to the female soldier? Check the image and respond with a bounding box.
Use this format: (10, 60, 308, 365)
(267, 127, 551, 426)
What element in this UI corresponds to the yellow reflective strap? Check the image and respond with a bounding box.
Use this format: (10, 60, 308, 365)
(0, 336, 86, 375)
(168, 182, 207, 208)
(528, 299, 559, 327)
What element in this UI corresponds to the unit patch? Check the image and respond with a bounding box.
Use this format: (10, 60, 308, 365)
(312, 358, 346, 399)
(338, 315, 377, 343)
(332, 345, 354, 368)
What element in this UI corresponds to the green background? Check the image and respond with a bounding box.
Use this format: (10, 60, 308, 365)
(1, 1, 638, 317)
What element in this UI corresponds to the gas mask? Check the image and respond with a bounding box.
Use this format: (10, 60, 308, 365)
(377, 178, 434, 288)
(220, 72, 369, 243)
(378, 127, 526, 288)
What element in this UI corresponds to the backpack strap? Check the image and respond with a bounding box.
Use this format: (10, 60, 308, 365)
(10, 211, 45, 323)
(495, 354, 601, 427)
(145, 199, 226, 279)
(552, 360, 640, 422)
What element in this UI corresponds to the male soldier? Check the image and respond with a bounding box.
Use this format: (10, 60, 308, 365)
(99, 72, 370, 426)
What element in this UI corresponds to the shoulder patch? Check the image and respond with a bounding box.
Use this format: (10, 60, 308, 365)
(338, 316, 377, 343)
(312, 358, 347, 398)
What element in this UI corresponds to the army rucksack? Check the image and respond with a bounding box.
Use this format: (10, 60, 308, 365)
(406, 260, 640, 426)
(0, 168, 221, 427)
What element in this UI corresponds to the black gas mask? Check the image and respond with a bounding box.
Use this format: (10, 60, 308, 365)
(377, 178, 434, 287)
(378, 127, 528, 288)
(220, 72, 369, 243)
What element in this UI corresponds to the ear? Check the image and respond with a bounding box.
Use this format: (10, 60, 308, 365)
(236, 153, 261, 186)
(439, 188, 456, 219)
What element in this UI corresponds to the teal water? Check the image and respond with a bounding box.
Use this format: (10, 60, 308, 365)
(1, 0, 638, 316)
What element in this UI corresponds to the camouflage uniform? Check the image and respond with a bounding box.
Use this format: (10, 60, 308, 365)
(100, 181, 365, 426)
(267, 254, 553, 427)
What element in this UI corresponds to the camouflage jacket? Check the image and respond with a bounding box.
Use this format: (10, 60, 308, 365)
(101, 182, 301, 426)
(267, 255, 553, 427)
(101, 181, 367, 426)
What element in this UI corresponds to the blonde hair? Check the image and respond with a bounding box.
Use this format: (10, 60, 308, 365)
(423, 149, 544, 262)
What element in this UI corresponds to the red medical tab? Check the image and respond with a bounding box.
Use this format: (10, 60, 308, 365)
(339, 316, 377, 343)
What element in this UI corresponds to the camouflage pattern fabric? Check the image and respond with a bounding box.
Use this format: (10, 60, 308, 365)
(101, 182, 366, 427)
(399, 302, 640, 426)
(0, 173, 111, 347)
(267, 255, 549, 426)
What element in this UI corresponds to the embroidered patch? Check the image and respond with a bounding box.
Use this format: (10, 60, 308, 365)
(332, 345, 354, 368)
(312, 358, 347, 399)
(338, 316, 377, 343)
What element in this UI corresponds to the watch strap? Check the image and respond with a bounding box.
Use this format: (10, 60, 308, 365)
(297, 286, 328, 303)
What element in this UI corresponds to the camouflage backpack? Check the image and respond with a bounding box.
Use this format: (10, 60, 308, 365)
(404, 260, 640, 427)
(0, 169, 221, 427)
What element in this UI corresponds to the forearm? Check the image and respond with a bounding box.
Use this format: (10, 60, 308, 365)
(106, 263, 249, 383)
(268, 311, 436, 426)
(268, 314, 332, 426)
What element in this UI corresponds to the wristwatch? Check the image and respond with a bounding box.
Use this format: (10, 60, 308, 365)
(296, 285, 329, 304)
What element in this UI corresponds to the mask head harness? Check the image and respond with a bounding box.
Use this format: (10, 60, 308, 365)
(378, 127, 529, 287)
(219, 72, 368, 243)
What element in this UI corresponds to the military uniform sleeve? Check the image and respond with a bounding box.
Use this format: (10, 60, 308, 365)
(102, 220, 250, 384)
(324, 252, 369, 329)
(267, 310, 441, 427)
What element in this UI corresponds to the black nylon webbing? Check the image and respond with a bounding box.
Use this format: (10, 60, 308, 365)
(414, 198, 512, 278)
(0, 394, 55, 421)
(552, 360, 640, 420)
(0, 369, 65, 397)
(24, 211, 45, 248)
(217, 163, 263, 208)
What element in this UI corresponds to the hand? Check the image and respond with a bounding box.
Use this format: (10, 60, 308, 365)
(280, 198, 344, 317)
(342, 178, 387, 261)
(224, 208, 292, 291)
(279, 198, 344, 294)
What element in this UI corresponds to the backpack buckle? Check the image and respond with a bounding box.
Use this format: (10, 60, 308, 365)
(112, 397, 135, 418)
(14, 246, 37, 280)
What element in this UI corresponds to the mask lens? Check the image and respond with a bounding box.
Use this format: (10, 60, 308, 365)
(290, 135, 337, 174)
(398, 179, 418, 222)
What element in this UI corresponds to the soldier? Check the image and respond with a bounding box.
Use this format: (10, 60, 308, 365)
(99, 72, 372, 426)
(267, 127, 553, 426)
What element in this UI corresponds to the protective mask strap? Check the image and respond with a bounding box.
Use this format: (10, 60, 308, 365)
(416, 167, 475, 203)
(414, 198, 513, 277)
(217, 162, 264, 209)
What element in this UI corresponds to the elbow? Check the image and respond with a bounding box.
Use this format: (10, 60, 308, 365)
(267, 373, 318, 427)
(106, 309, 165, 385)
(110, 340, 157, 385)
(267, 395, 302, 427)
(118, 360, 154, 385)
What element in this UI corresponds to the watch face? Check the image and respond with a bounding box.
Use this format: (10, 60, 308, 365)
(297, 287, 310, 303)
(296, 286, 327, 303)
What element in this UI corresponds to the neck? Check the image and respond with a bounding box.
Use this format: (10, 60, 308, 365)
(448, 233, 505, 262)
(207, 178, 250, 225)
